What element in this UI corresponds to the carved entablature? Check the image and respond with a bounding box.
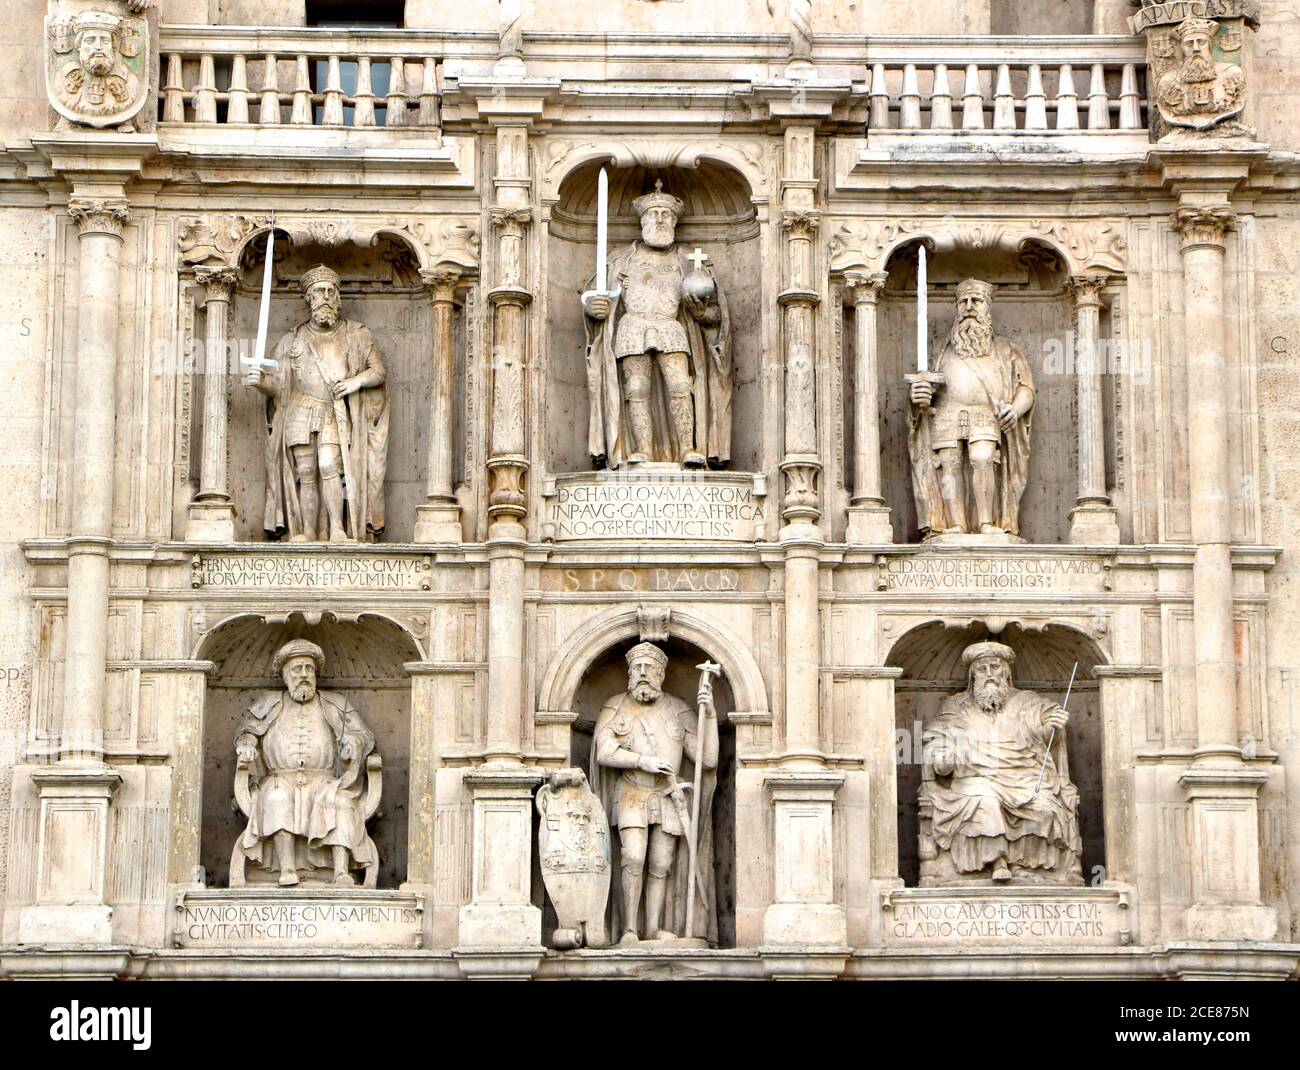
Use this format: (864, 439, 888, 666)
(1131, 0, 1261, 139)
(829, 218, 1128, 279)
(176, 213, 481, 275)
(45, 4, 151, 131)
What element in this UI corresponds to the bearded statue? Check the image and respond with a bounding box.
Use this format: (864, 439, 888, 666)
(918, 642, 1082, 887)
(907, 279, 1036, 539)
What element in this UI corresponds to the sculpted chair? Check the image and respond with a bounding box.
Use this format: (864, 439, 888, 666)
(918, 730, 1078, 887)
(230, 749, 384, 888)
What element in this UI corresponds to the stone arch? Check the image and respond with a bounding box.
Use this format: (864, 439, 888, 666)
(542, 139, 769, 205)
(536, 605, 769, 720)
(885, 619, 1109, 888)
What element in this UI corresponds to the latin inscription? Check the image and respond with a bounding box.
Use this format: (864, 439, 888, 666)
(176, 898, 422, 948)
(881, 555, 1106, 592)
(544, 567, 762, 593)
(886, 895, 1122, 946)
(193, 554, 431, 591)
(549, 476, 763, 541)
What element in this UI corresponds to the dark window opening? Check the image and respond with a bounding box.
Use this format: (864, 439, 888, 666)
(306, 1, 404, 127)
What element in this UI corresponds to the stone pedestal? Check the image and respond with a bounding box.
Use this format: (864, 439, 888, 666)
(456, 767, 545, 949)
(18, 766, 121, 945)
(1181, 766, 1277, 942)
(761, 771, 848, 946)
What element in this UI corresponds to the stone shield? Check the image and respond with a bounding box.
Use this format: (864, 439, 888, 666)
(536, 768, 611, 949)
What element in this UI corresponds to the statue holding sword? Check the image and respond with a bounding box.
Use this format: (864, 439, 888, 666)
(590, 641, 720, 946)
(244, 263, 390, 542)
(907, 276, 1036, 539)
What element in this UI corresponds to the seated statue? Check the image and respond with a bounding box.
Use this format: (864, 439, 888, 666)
(918, 641, 1082, 886)
(231, 639, 382, 888)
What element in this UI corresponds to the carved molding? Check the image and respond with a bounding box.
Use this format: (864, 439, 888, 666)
(176, 213, 480, 273)
(540, 138, 769, 200)
(829, 217, 1127, 276)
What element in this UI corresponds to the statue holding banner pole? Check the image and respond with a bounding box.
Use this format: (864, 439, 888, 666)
(581, 172, 733, 470)
(589, 642, 720, 946)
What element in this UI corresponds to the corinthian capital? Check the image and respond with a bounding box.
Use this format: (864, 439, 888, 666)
(68, 198, 130, 238)
(489, 206, 533, 233)
(1067, 275, 1107, 308)
(1173, 205, 1236, 250)
(781, 209, 820, 238)
(195, 266, 238, 300)
(420, 266, 462, 301)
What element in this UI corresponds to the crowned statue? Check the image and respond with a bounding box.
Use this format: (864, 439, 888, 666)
(581, 179, 733, 469)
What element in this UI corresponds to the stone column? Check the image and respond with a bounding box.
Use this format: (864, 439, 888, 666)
(762, 121, 847, 957)
(186, 267, 238, 542)
(19, 197, 131, 945)
(1067, 275, 1121, 544)
(459, 116, 543, 961)
(844, 271, 892, 543)
(1171, 198, 1274, 941)
(414, 266, 464, 542)
(1093, 0, 1136, 34)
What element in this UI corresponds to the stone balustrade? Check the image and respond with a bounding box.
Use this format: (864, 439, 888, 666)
(865, 36, 1148, 139)
(158, 28, 443, 128)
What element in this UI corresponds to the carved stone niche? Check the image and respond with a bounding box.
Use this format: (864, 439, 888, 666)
(197, 613, 417, 892)
(184, 230, 469, 543)
(886, 620, 1106, 890)
(544, 160, 764, 477)
(868, 239, 1113, 545)
(550, 636, 738, 949)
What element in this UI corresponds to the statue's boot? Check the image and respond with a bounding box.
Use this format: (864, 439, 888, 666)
(644, 872, 669, 938)
(322, 472, 347, 542)
(627, 399, 654, 464)
(971, 461, 997, 533)
(279, 870, 300, 887)
(668, 391, 702, 467)
(620, 866, 644, 943)
(274, 832, 299, 886)
(333, 847, 355, 885)
(992, 862, 1012, 882)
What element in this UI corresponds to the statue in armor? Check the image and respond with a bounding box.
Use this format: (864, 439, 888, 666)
(245, 264, 390, 542)
(908, 278, 1036, 538)
(582, 181, 733, 469)
(589, 642, 719, 945)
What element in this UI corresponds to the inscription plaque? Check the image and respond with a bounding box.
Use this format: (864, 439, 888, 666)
(175, 889, 423, 949)
(882, 888, 1128, 947)
(545, 472, 765, 542)
(192, 553, 432, 591)
(880, 554, 1107, 593)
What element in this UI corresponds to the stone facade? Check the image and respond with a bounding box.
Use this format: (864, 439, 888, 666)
(0, 0, 1298, 981)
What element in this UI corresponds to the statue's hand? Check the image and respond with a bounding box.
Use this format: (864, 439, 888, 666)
(584, 294, 611, 321)
(339, 737, 357, 761)
(236, 743, 257, 765)
(243, 366, 265, 389)
(697, 692, 716, 719)
(683, 293, 707, 320)
(639, 756, 675, 777)
(910, 380, 934, 408)
(1044, 706, 1070, 732)
(332, 376, 357, 399)
(998, 403, 1020, 432)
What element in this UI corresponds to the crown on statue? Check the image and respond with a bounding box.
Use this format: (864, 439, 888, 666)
(955, 277, 995, 301)
(631, 180, 685, 220)
(73, 10, 122, 36)
(300, 264, 340, 293)
(273, 639, 326, 672)
(626, 641, 669, 671)
(1177, 16, 1218, 40)
(961, 641, 1015, 669)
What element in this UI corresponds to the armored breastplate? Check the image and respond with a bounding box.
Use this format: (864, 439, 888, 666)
(622, 249, 683, 321)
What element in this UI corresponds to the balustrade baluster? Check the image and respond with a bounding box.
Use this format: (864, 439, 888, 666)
(194, 53, 217, 123)
(323, 54, 344, 125)
(900, 64, 921, 128)
(1024, 63, 1047, 130)
(1087, 63, 1110, 130)
(259, 52, 281, 124)
(993, 63, 1015, 129)
(227, 54, 250, 124)
(961, 63, 984, 129)
(162, 52, 185, 121)
(869, 63, 889, 129)
(354, 55, 377, 127)
(930, 64, 953, 129)
(385, 56, 408, 127)
(418, 57, 440, 126)
(290, 55, 312, 124)
(1119, 63, 1142, 129)
(1056, 64, 1080, 129)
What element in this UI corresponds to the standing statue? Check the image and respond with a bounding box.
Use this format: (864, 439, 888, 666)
(907, 278, 1035, 538)
(918, 642, 1082, 887)
(231, 639, 382, 888)
(582, 180, 732, 469)
(589, 642, 719, 945)
(245, 265, 390, 542)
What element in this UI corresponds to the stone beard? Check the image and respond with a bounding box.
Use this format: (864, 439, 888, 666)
(908, 279, 1035, 538)
(919, 644, 1082, 887)
(582, 183, 733, 469)
(233, 641, 381, 887)
(589, 643, 719, 944)
(246, 265, 390, 542)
